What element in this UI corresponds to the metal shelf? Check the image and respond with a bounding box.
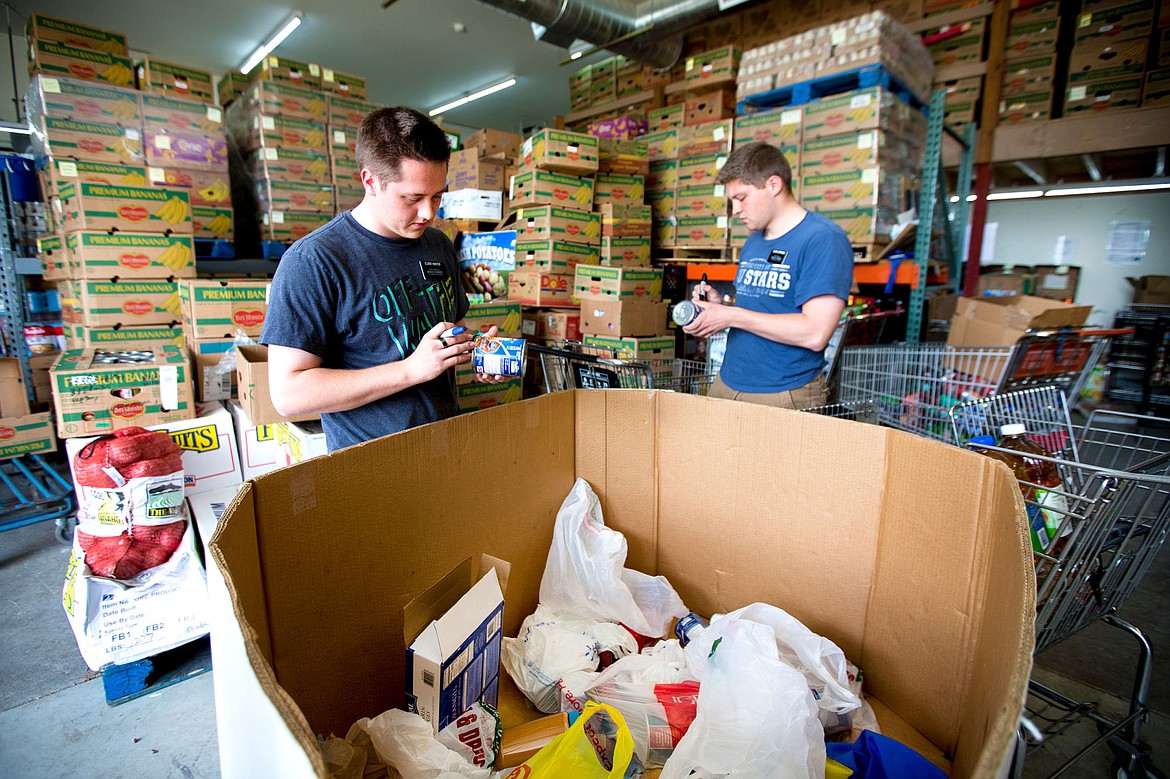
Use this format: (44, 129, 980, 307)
(196, 259, 281, 277)
(15, 257, 40, 275)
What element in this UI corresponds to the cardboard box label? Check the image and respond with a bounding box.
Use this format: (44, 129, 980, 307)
(26, 14, 127, 55)
(66, 323, 185, 350)
(29, 41, 134, 87)
(181, 280, 270, 337)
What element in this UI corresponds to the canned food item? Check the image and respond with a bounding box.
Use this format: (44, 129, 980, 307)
(473, 335, 527, 378)
(675, 612, 709, 646)
(671, 299, 701, 327)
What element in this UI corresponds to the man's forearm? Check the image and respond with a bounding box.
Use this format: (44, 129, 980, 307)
(725, 307, 835, 350)
(271, 361, 418, 416)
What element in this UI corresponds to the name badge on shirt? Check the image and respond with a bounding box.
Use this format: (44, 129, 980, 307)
(767, 248, 788, 264)
(420, 259, 447, 280)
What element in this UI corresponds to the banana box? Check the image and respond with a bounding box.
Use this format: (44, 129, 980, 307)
(260, 210, 330, 243)
(257, 55, 322, 91)
(676, 215, 729, 248)
(217, 71, 255, 108)
(29, 40, 135, 87)
(67, 232, 195, 280)
(61, 279, 182, 327)
(327, 96, 377, 131)
(600, 236, 652, 267)
(678, 118, 734, 157)
(26, 75, 141, 128)
(511, 206, 601, 244)
(250, 147, 331, 183)
(49, 345, 195, 438)
(801, 132, 903, 175)
(802, 87, 917, 140)
(25, 14, 127, 57)
(573, 265, 664, 302)
(654, 216, 677, 247)
(136, 58, 215, 104)
(329, 152, 361, 187)
(676, 185, 729, 219)
(733, 108, 802, 147)
(37, 234, 68, 281)
(64, 323, 185, 350)
(599, 204, 652, 238)
(641, 128, 679, 161)
(801, 168, 903, 211)
(456, 378, 523, 414)
(516, 239, 599, 272)
(597, 138, 649, 176)
(1002, 55, 1057, 98)
(41, 160, 148, 197)
(55, 183, 193, 234)
(583, 334, 675, 361)
(330, 127, 358, 157)
(646, 160, 678, 192)
(648, 104, 685, 131)
(243, 114, 328, 154)
(33, 117, 143, 166)
(594, 174, 645, 207)
(677, 154, 728, 188)
(455, 301, 522, 385)
(144, 130, 229, 172)
(243, 80, 327, 122)
(813, 206, 895, 244)
(321, 68, 368, 101)
(147, 166, 231, 208)
(256, 179, 335, 213)
(646, 188, 676, 219)
(509, 170, 594, 212)
(334, 185, 364, 212)
(193, 206, 234, 241)
(685, 46, 742, 85)
(507, 270, 577, 307)
(180, 280, 270, 339)
(520, 129, 599, 175)
(141, 94, 224, 135)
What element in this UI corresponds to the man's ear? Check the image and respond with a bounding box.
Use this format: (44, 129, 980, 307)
(768, 174, 785, 197)
(360, 168, 379, 196)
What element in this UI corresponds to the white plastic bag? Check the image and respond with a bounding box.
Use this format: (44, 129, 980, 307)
(539, 478, 687, 638)
(661, 616, 826, 779)
(358, 709, 492, 779)
(720, 603, 861, 725)
(501, 604, 639, 714)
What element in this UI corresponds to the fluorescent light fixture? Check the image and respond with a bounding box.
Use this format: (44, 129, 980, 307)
(0, 121, 31, 136)
(1044, 181, 1170, 196)
(568, 39, 590, 61)
(240, 12, 303, 75)
(986, 190, 1044, 200)
(429, 77, 517, 117)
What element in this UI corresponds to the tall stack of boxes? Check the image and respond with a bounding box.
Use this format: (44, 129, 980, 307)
(1000, 1, 1060, 123)
(644, 108, 682, 252)
(180, 279, 270, 402)
(1149, 13, 1170, 107)
(442, 128, 521, 229)
(1065, 0, 1155, 114)
(322, 68, 375, 213)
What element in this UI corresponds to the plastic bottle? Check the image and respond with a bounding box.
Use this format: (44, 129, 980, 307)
(981, 424, 1069, 553)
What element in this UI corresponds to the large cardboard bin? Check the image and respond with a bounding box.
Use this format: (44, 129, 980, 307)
(210, 391, 1033, 778)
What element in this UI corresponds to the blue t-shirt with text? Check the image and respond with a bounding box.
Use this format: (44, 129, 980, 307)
(720, 210, 853, 393)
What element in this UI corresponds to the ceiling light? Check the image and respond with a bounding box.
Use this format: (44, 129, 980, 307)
(0, 121, 31, 135)
(429, 77, 517, 117)
(240, 12, 303, 75)
(1044, 181, 1170, 196)
(986, 190, 1044, 200)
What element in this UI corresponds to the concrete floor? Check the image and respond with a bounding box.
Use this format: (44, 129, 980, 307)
(1, 471, 1167, 778)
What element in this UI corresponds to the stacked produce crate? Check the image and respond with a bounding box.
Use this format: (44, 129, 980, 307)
(442, 128, 521, 229)
(1000, 1, 1060, 123)
(1066, 0, 1156, 114)
(180, 279, 270, 402)
(321, 68, 376, 213)
(643, 108, 682, 252)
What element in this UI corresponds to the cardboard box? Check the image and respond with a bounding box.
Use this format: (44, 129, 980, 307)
(441, 189, 503, 222)
(326, 96, 376, 131)
(466, 128, 523, 158)
(56, 182, 193, 234)
(37, 234, 68, 280)
(50, 345, 195, 437)
(257, 55, 322, 91)
(926, 19, 986, 68)
(208, 390, 1032, 778)
(598, 204, 651, 238)
(597, 138, 649, 176)
(648, 104, 685, 131)
(25, 14, 127, 56)
(641, 128, 679, 160)
(594, 174, 645, 208)
(449, 150, 506, 191)
(136, 58, 214, 104)
(675, 183, 729, 219)
(685, 46, 742, 85)
(676, 154, 728, 188)
(274, 420, 327, 466)
(40, 159, 148, 196)
(515, 240, 599, 272)
(243, 80, 327, 122)
(801, 168, 886, 211)
(64, 322, 185, 350)
(674, 215, 729, 247)
(678, 118, 734, 157)
(1004, 17, 1060, 60)
(0, 412, 57, 460)
(1030, 265, 1081, 302)
(586, 114, 647, 141)
(67, 232, 195, 280)
(260, 210, 330, 243)
(455, 379, 524, 413)
(522, 309, 580, 341)
(815, 206, 893, 243)
(520, 129, 599, 175)
(599, 236, 652, 266)
(328, 153, 361, 187)
(573, 264, 663, 302)
(143, 129, 228, 172)
(28, 40, 134, 87)
(733, 108, 803, 147)
(1074, 0, 1156, 44)
(217, 71, 255, 107)
(800, 131, 895, 174)
(646, 160, 678, 192)
(802, 87, 913, 140)
(507, 270, 576, 307)
(583, 334, 675, 360)
(189, 345, 235, 403)
(579, 298, 667, 338)
(654, 216, 678, 247)
(330, 127, 358, 158)
(1129, 275, 1170, 304)
(1156, 26, 1170, 69)
(509, 170, 594, 212)
(404, 557, 507, 732)
(947, 295, 1092, 348)
(62, 279, 182, 327)
(1144, 68, 1170, 106)
(457, 231, 515, 303)
(1064, 77, 1144, 113)
(999, 90, 1054, 122)
(193, 205, 235, 241)
(147, 165, 232, 209)
(235, 345, 320, 426)
(1002, 55, 1057, 97)
(320, 68, 367, 100)
(684, 86, 737, 127)
(251, 147, 331, 183)
(977, 271, 1035, 297)
(227, 399, 280, 481)
(26, 75, 141, 128)
(181, 280, 270, 339)
(34, 117, 143, 166)
(244, 114, 327, 154)
(256, 179, 334, 214)
(1067, 37, 1149, 85)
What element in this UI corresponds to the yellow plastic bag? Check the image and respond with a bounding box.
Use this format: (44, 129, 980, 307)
(502, 702, 634, 778)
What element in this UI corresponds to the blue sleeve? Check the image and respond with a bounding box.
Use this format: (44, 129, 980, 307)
(794, 226, 854, 307)
(260, 242, 338, 357)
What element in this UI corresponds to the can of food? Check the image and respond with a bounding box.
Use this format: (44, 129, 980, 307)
(674, 612, 709, 646)
(473, 335, 527, 378)
(671, 300, 701, 327)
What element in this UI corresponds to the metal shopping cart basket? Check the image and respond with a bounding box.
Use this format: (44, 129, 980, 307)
(529, 341, 717, 396)
(835, 328, 1119, 444)
(949, 388, 1170, 778)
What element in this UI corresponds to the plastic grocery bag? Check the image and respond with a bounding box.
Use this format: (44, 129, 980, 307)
(501, 604, 640, 713)
(358, 709, 492, 779)
(721, 603, 861, 729)
(500, 701, 635, 779)
(661, 616, 826, 779)
(539, 478, 687, 638)
(826, 730, 947, 778)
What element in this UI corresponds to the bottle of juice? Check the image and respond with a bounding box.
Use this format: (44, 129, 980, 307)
(982, 424, 1069, 553)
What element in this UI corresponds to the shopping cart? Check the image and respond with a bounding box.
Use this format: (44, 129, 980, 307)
(822, 307, 904, 391)
(948, 389, 1170, 778)
(835, 328, 1119, 444)
(528, 341, 717, 396)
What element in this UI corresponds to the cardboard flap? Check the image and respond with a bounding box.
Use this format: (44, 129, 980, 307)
(479, 554, 511, 597)
(403, 555, 476, 648)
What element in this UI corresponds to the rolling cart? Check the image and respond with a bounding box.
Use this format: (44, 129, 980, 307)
(529, 341, 717, 396)
(0, 452, 75, 543)
(948, 387, 1170, 779)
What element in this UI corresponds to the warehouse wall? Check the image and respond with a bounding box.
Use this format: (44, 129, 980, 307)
(982, 192, 1170, 328)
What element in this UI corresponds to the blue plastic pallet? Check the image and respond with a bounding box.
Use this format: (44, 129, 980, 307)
(261, 240, 289, 260)
(194, 238, 236, 259)
(102, 636, 212, 706)
(737, 64, 928, 115)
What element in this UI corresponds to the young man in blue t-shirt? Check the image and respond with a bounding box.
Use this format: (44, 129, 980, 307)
(262, 107, 502, 451)
(682, 142, 853, 409)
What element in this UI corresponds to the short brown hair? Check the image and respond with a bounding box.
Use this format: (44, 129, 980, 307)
(356, 106, 451, 184)
(715, 141, 793, 193)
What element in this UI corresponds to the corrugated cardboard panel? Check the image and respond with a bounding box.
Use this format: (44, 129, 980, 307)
(653, 395, 883, 662)
(210, 483, 274, 665)
(243, 397, 576, 740)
